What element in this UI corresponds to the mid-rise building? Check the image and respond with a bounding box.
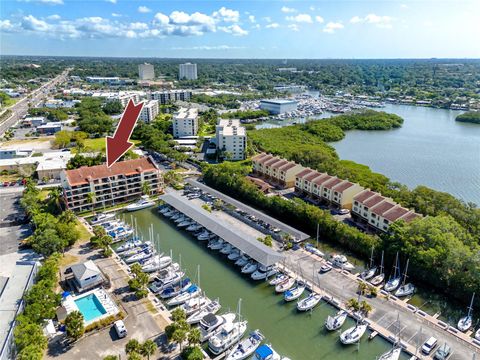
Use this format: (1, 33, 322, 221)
(260, 99, 298, 114)
(139, 100, 159, 123)
(173, 108, 199, 138)
(138, 63, 155, 80)
(150, 89, 192, 104)
(85, 76, 120, 85)
(61, 157, 163, 212)
(179, 63, 198, 80)
(216, 119, 247, 161)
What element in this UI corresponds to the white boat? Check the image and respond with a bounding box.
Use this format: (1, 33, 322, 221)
(167, 284, 201, 306)
(108, 227, 134, 241)
(159, 278, 192, 299)
(378, 347, 402, 360)
(125, 195, 155, 211)
(394, 259, 415, 297)
(253, 344, 282, 360)
(178, 220, 193, 228)
(384, 253, 401, 292)
(269, 273, 288, 286)
(235, 255, 249, 267)
(475, 328, 480, 341)
(164, 210, 177, 218)
(225, 330, 264, 360)
(174, 215, 186, 223)
(331, 254, 355, 271)
(208, 320, 248, 355)
(209, 238, 224, 250)
(200, 313, 236, 342)
(186, 223, 202, 232)
(284, 283, 306, 301)
(319, 264, 332, 273)
(197, 231, 211, 241)
(340, 323, 367, 344)
(170, 213, 181, 221)
(187, 299, 222, 324)
(116, 238, 143, 253)
(458, 293, 475, 332)
(149, 268, 184, 293)
(325, 310, 348, 331)
(297, 292, 322, 311)
(228, 250, 241, 261)
(90, 212, 116, 225)
(241, 262, 258, 274)
(251, 266, 278, 280)
(360, 246, 377, 280)
(220, 243, 234, 255)
(180, 296, 209, 315)
(120, 241, 152, 257)
(275, 277, 295, 293)
(141, 255, 172, 273)
(158, 206, 171, 214)
(125, 248, 154, 264)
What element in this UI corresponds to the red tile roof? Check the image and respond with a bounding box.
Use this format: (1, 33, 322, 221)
(252, 153, 268, 162)
(332, 181, 355, 193)
(65, 157, 157, 187)
(257, 154, 275, 164)
(313, 174, 332, 186)
(295, 168, 314, 179)
(400, 212, 421, 223)
(363, 194, 385, 208)
(305, 171, 324, 182)
(370, 201, 396, 216)
(264, 157, 283, 167)
(383, 206, 410, 222)
(270, 159, 289, 169)
(353, 190, 376, 203)
(278, 162, 297, 172)
(323, 177, 343, 189)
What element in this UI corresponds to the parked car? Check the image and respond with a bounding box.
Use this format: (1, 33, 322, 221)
(114, 320, 127, 338)
(338, 209, 350, 215)
(434, 343, 451, 360)
(421, 337, 438, 355)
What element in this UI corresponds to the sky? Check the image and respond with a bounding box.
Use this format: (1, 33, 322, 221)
(1, 0, 479, 59)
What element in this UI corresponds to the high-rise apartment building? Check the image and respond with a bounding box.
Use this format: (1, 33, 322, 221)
(139, 100, 159, 123)
(216, 119, 247, 161)
(138, 63, 155, 80)
(172, 108, 199, 138)
(179, 63, 198, 80)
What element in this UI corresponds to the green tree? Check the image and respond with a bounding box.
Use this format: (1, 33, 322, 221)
(172, 328, 187, 350)
(187, 328, 201, 346)
(127, 352, 143, 360)
(65, 310, 85, 340)
(86, 192, 96, 212)
(14, 316, 47, 353)
(125, 339, 142, 355)
(141, 181, 151, 195)
(141, 340, 157, 360)
(171, 308, 187, 322)
(103, 100, 123, 115)
(346, 298, 360, 312)
(16, 344, 44, 360)
(103, 356, 118, 360)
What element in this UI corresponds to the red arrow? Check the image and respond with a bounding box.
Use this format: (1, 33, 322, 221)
(106, 99, 144, 167)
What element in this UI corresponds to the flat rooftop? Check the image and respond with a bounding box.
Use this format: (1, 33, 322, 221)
(174, 108, 198, 119)
(260, 99, 298, 105)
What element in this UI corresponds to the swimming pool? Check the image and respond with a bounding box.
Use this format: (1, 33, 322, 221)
(74, 293, 107, 322)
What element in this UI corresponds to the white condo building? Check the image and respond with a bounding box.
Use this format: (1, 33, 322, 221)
(138, 63, 155, 80)
(150, 89, 193, 104)
(179, 63, 198, 80)
(139, 100, 159, 123)
(173, 108, 199, 138)
(216, 119, 246, 161)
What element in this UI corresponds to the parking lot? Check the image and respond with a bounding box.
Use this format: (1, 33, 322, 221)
(0, 193, 30, 256)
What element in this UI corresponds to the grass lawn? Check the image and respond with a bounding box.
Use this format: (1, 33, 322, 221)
(72, 138, 141, 154)
(59, 253, 79, 268)
(76, 219, 92, 243)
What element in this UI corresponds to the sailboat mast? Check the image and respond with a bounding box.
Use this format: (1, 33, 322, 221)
(369, 246, 374, 269)
(468, 293, 475, 317)
(380, 251, 384, 273)
(402, 259, 409, 286)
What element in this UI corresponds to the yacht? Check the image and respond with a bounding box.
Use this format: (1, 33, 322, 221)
(141, 255, 172, 273)
(297, 292, 322, 311)
(167, 284, 201, 306)
(180, 296, 210, 316)
(235, 255, 250, 267)
(384, 253, 401, 292)
(90, 212, 116, 225)
(241, 261, 258, 274)
(187, 299, 221, 324)
(186, 223, 202, 232)
(116, 238, 143, 253)
(109, 227, 134, 241)
(170, 213, 181, 221)
(120, 241, 152, 258)
(331, 254, 355, 271)
(208, 238, 224, 250)
(251, 265, 278, 280)
(228, 250, 241, 261)
(275, 277, 295, 293)
(378, 347, 402, 360)
(252, 344, 283, 360)
(269, 273, 288, 286)
(197, 230, 211, 241)
(159, 278, 192, 299)
(284, 282, 306, 301)
(125, 195, 155, 212)
(458, 293, 475, 332)
(158, 206, 171, 214)
(149, 267, 184, 293)
(200, 313, 236, 342)
(178, 220, 193, 228)
(340, 323, 368, 344)
(225, 330, 264, 360)
(220, 243, 234, 255)
(325, 310, 348, 331)
(164, 210, 177, 218)
(125, 248, 154, 264)
(394, 259, 415, 297)
(174, 215, 186, 223)
(208, 320, 248, 355)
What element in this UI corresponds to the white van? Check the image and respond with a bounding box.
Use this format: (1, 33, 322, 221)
(421, 336, 438, 355)
(114, 320, 127, 338)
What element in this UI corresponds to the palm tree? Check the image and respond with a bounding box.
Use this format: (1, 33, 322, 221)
(172, 329, 187, 350)
(86, 192, 96, 212)
(187, 328, 201, 346)
(125, 339, 141, 355)
(141, 340, 157, 360)
(65, 310, 84, 341)
(360, 300, 373, 316)
(346, 297, 360, 312)
(141, 181, 151, 196)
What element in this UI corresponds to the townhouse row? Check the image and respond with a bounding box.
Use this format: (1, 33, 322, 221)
(251, 153, 421, 232)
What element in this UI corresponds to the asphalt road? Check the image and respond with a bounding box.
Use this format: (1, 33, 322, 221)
(0, 69, 71, 136)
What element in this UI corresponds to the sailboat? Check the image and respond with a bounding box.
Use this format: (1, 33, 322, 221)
(394, 259, 415, 297)
(458, 293, 475, 332)
(384, 253, 401, 292)
(370, 251, 385, 286)
(297, 292, 322, 311)
(340, 320, 368, 345)
(225, 329, 264, 360)
(325, 310, 348, 331)
(360, 246, 377, 280)
(378, 315, 402, 360)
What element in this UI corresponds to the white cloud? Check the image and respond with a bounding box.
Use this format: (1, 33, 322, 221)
(172, 45, 246, 50)
(281, 6, 297, 13)
(323, 22, 344, 33)
(22, 15, 50, 31)
(154, 12, 169, 26)
(138, 6, 151, 13)
(288, 24, 299, 31)
(265, 22, 280, 29)
(47, 14, 61, 20)
(213, 7, 240, 22)
(248, 15, 255, 23)
(0, 20, 14, 31)
(219, 24, 248, 36)
(286, 14, 313, 23)
(400, 4, 409, 9)
(105, 0, 116, 3)
(309, 6, 315, 11)
(18, 0, 64, 4)
(315, 16, 324, 23)
(350, 14, 393, 28)
(111, 13, 122, 17)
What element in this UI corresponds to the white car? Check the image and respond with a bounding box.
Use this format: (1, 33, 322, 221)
(114, 320, 127, 338)
(338, 209, 350, 215)
(421, 336, 437, 355)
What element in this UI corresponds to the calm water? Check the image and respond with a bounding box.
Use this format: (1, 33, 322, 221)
(122, 209, 410, 360)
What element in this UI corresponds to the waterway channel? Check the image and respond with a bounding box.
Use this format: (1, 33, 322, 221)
(123, 208, 411, 360)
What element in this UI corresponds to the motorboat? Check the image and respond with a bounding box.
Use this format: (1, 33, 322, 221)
(141, 255, 172, 273)
(149, 268, 184, 293)
(220, 243, 234, 255)
(174, 215, 186, 223)
(120, 241, 152, 257)
(319, 264, 332, 273)
(163, 210, 177, 218)
(180, 296, 209, 316)
(458, 293, 475, 332)
(208, 238, 224, 250)
(167, 284, 201, 306)
(297, 292, 322, 311)
(235, 255, 249, 267)
(208, 320, 248, 355)
(186, 223, 202, 232)
(253, 344, 282, 360)
(284, 282, 306, 301)
(109, 227, 134, 241)
(331, 254, 355, 271)
(159, 278, 192, 299)
(340, 323, 368, 344)
(187, 299, 221, 324)
(228, 250, 241, 261)
(269, 273, 288, 286)
(101, 220, 123, 231)
(305, 244, 324, 258)
(241, 262, 258, 274)
(384, 253, 401, 292)
(116, 238, 143, 253)
(178, 220, 193, 228)
(158, 206, 171, 214)
(124, 248, 154, 264)
(197, 231, 211, 241)
(225, 330, 264, 360)
(90, 212, 116, 225)
(200, 313, 236, 342)
(275, 277, 295, 293)
(170, 213, 181, 221)
(251, 266, 278, 280)
(325, 310, 348, 331)
(475, 328, 480, 341)
(125, 195, 155, 212)
(378, 347, 402, 360)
